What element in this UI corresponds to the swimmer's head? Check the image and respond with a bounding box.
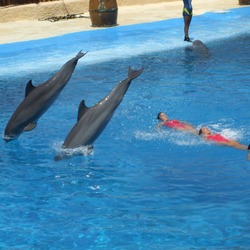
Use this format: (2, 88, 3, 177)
(157, 112, 168, 121)
(199, 127, 211, 135)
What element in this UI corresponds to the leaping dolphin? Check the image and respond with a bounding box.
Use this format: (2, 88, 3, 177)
(4, 51, 87, 142)
(62, 67, 144, 149)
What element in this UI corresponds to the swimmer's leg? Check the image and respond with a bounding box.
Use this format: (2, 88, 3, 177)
(228, 140, 248, 150)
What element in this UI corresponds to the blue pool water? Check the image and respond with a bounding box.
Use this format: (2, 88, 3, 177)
(0, 7, 250, 249)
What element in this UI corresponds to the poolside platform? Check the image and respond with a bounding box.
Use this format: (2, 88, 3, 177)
(0, 0, 246, 44)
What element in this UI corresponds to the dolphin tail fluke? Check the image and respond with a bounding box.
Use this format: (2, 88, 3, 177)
(76, 50, 88, 60)
(128, 67, 144, 80)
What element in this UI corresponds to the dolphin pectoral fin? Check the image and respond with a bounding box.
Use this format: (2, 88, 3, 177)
(25, 80, 36, 97)
(128, 67, 144, 80)
(23, 122, 37, 132)
(77, 100, 89, 121)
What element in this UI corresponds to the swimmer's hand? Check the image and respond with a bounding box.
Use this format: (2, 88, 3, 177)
(156, 122, 164, 130)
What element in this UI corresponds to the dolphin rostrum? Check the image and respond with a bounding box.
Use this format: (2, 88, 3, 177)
(4, 51, 87, 142)
(62, 67, 144, 149)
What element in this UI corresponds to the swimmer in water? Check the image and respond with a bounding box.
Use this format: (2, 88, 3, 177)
(157, 112, 198, 134)
(182, 0, 193, 42)
(199, 127, 250, 151)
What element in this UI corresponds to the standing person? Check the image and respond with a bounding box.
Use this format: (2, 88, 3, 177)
(183, 0, 193, 42)
(199, 127, 250, 151)
(157, 112, 198, 134)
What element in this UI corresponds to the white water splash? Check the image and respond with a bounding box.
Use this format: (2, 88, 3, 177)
(134, 129, 204, 146)
(53, 141, 94, 161)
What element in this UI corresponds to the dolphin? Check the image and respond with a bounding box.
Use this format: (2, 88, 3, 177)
(186, 39, 210, 57)
(4, 51, 87, 142)
(62, 67, 144, 149)
(192, 40, 210, 54)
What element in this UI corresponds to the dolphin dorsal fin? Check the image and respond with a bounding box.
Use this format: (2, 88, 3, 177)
(77, 100, 89, 121)
(25, 80, 36, 97)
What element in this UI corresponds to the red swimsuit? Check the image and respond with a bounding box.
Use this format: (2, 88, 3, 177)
(207, 134, 229, 143)
(164, 120, 186, 129)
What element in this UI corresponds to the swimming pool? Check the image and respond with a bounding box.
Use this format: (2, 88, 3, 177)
(0, 7, 250, 249)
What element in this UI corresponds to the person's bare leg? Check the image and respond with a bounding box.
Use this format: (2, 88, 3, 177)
(227, 140, 247, 150)
(177, 125, 198, 134)
(184, 15, 192, 41)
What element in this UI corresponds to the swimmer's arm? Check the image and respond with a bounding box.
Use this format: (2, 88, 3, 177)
(156, 122, 164, 129)
(157, 122, 164, 127)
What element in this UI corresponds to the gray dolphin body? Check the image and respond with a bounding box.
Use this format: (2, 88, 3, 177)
(62, 67, 144, 149)
(4, 51, 86, 142)
(192, 40, 209, 53)
(191, 40, 210, 55)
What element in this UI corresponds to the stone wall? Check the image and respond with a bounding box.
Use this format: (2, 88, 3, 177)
(0, 0, 176, 23)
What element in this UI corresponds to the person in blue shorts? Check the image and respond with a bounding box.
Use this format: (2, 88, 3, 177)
(183, 0, 193, 42)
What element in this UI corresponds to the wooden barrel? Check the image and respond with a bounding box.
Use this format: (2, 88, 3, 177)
(89, 0, 118, 27)
(239, 0, 250, 4)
